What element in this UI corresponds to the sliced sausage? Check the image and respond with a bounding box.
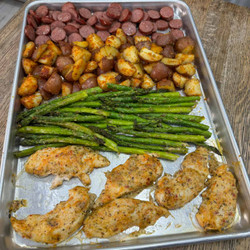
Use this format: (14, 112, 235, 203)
(156, 20, 169, 30)
(56, 56, 74, 72)
(95, 23, 109, 31)
(160, 6, 174, 21)
(81, 77, 98, 89)
(41, 16, 54, 24)
(109, 21, 121, 34)
(35, 5, 49, 18)
(44, 72, 62, 95)
(68, 33, 83, 43)
(134, 30, 143, 37)
(59, 41, 72, 56)
(36, 25, 51, 36)
(96, 31, 110, 42)
(87, 15, 98, 26)
(67, 22, 81, 29)
(79, 8, 92, 19)
(99, 13, 113, 26)
(66, 8, 78, 20)
(79, 25, 95, 38)
(29, 9, 41, 24)
(150, 62, 172, 81)
(51, 27, 66, 42)
(27, 14, 37, 29)
(147, 10, 160, 20)
(75, 18, 86, 25)
(25, 25, 35, 41)
(170, 29, 184, 41)
(119, 9, 131, 22)
(106, 3, 122, 19)
(131, 9, 144, 23)
(94, 11, 104, 21)
(162, 45, 175, 58)
(122, 22, 136, 36)
(57, 12, 72, 22)
(156, 33, 174, 46)
(135, 41, 152, 51)
(37, 78, 53, 100)
(152, 32, 162, 42)
(51, 20, 65, 30)
(139, 21, 154, 35)
(51, 11, 61, 21)
(142, 12, 150, 21)
(110, 3, 122, 12)
(62, 2, 76, 12)
(169, 19, 183, 29)
(35, 35, 50, 46)
(64, 24, 78, 35)
(152, 22, 157, 32)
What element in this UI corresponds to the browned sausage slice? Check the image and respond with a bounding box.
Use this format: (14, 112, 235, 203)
(57, 12, 72, 22)
(96, 31, 110, 42)
(152, 32, 161, 42)
(152, 22, 157, 32)
(66, 8, 78, 20)
(109, 21, 121, 33)
(41, 16, 54, 24)
(94, 11, 104, 21)
(95, 23, 109, 31)
(169, 19, 183, 29)
(170, 29, 184, 41)
(68, 33, 83, 43)
(87, 15, 98, 26)
(131, 9, 144, 23)
(51, 11, 61, 21)
(25, 25, 35, 41)
(68, 22, 81, 29)
(35, 5, 49, 18)
(36, 25, 51, 36)
(51, 20, 65, 30)
(75, 18, 86, 25)
(62, 2, 76, 12)
(122, 22, 136, 36)
(156, 20, 169, 30)
(160, 6, 174, 21)
(51, 27, 66, 42)
(119, 9, 131, 22)
(29, 9, 41, 24)
(139, 21, 154, 35)
(156, 33, 174, 46)
(27, 14, 37, 29)
(147, 10, 160, 20)
(79, 8, 92, 19)
(99, 13, 113, 26)
(35, 35, 50, 46)
(59, 41, 72, 55)
(142, 12, 150, 21)
(79, 25, 95, 38)
(64, 24, 78, 35)
(106, 3, 122, 19)
(162, 45, 175, 58)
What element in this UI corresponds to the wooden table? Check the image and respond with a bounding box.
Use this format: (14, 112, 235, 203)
(0, 0, 249, 249)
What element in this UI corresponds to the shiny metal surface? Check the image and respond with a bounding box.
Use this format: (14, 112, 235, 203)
(0, 0, 249, 249)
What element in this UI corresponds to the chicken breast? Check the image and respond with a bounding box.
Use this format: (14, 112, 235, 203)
(155, 147, 209, 209)
(11, 186, 91, 244)
(94, 154, 163, 208)
(25, 146, 110, 188)
(196, 164, 237, 231)
(83, 198, 169, 238)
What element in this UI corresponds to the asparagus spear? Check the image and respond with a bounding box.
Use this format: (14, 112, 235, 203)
(109, 112, 149, 123)
(68, 101, 102, 108)
(34, 115, 105, 123)
(19, 87, 103, 126)
(104, 102, 196, 108)
(57, 107, 110, 116)
(112, 107, 192, 114)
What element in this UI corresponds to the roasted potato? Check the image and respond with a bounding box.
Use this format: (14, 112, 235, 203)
(84, 60, 98, 73)
(20, 92, 42, 109)
(31, 44, 48, 62)
(131, 78, 141, 88)
(97, 71, 118, 90)
(106, 35, 122, 49)
(139, 48, 163, 62)
(175, 53, 195, 64)
(175, 37, 195, 54)
(32, 65, 54, 79)
(161, 57, 182, 67)
(120, 79, 131, 87)
(134, 35, 151, 44)
(61, 64, 74, 82)
(87, 34, 104, 51)
(151, 43, 163, 54)
(79, 73, 96, 85)
(176, 63, 196, 77)
(94, 46, 119, 62)
(123, 46, 139, 63)
(172, 72, 189, 88)
(46, 40, 62, 56)
(72, 59, 86, 81)
(143, 63, 157, 74)
(44, 72, 62, 95)
(133, 63, 144, 79)
(157, 79, 176, 92)
(61, 82, 73, 96)
(71, 45, 91, 62)
(141, 74, 155, 89)
(116, 28, 127, 45)
(22, 58, 37, 75)
(38, 49, 58, 66)
(117, 58, 136, 77)
(73, 41, 89, 48)
(18, 75, 38, 96)
(22, 41, 35, 58)
(184, 78, 202, 96)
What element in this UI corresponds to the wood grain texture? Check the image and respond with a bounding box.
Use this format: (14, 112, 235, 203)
(0, 0, 249, 249)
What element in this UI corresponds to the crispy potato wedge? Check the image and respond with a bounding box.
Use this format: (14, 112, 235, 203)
(73, 41, 89, 48)
(61, 64, 74, 82)
(106, 35, 121, 49)
(79, 73, 96, 85)
(116, 28, 127, 45)
(38, 49, 58, 66)
(143, 63, 157, 74)
(71, 46, 92, 62)
(176, 63, 196, 77)
(22, 41, 35, 58)
(18, 75, 38, 96)
(139, 48, 163, 62)
(131, 78, 141, 88)
(117, 58, 136, 77)
(47, 40, 62, 56)
(97, 72, 118, 90)
(151, 43, 163, 54)
(22, 58, 37, 75)
(62, 82, 73, 96)
(161, 57, 182, 67)
(120, 79, 131, 87)
(134, 36, 151, 44)
(141, 74, 155, 89)
(84, 61, 98, 73)
(172, 72, 189, 88)
(184, 78, 202, 96)
(123, 46, 139, 64)
(175, 53, 195, 64)
(87, 34, 104, 51)
(72, 59, 86, 81)
(157, 79, 176, 92)
(20, 92, 42, 109)
(133, 63, 144, 79)
(94, 46, 119, 62)
(31, 44, 48, 62)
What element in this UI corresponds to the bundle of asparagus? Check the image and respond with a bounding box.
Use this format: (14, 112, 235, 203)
(15, 84, 219, 160)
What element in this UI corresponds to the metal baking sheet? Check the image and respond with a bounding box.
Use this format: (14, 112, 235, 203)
(0, 0, 249, 249)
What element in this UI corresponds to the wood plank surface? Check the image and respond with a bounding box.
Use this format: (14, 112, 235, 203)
(0, 0, 249, 249)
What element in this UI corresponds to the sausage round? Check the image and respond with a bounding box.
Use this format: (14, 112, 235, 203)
(160, 6, 174, 21)
(41, 16, 54, 24)
(87, 15, 98, 26)
(68, 33, 83, 43)
(95, 23, 110, 31)
(25, 25, 35, 41)
(150, 62, 172, 81)
(79, 8, 92, 19)
(67, 22, 81, 29)
(156, 33, 174, 46)
(81, 77, 98, 89)
(27, 14, 37, 29)
(162, 45, 175, 58)
(51, 27, 66, 42)
(156, 20, 169, 30)
(51, 20, 65, 30)
(75, 18, 86, 25)
(57, 12, 72, 22)
(106, 3, 122, 19)
(29, 9, 41, 24)
(169, 19, 183, 29)
(35, 5, 49, 18)
(36, 25, 51, 36)
(147, 10, 160, 20)
(96, 31, 110, 42)
(99, 13, 113, 26)
(119, 9, 131, 22)
(170, 29, 184, 41)
(66, 8, 78, 20)
(51, 11, 61, 21)
(56, 56, 74, 72)
(139, 21, 154, 35)
(131, 9, 144, 23)
(59, 41, 72, 55)
(142, 12, 150, 21)
(44, 72, 62, 95)
(152, 32, 161, 42)
(79, 25, 95, 38)
(62, 2, 76, 12)
(64, 24, 78, 35)
(35, 35, 50, 45)
(109, 21, 121, 33)
(122, 22, 137, 36)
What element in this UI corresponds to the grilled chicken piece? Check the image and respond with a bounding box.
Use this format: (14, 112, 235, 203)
(25, 146, 110, 188)
(11, 186, 91, 244)
(196, 164, 237, 231)
(155, 147, 209, 209)
(83, 198, 169, 238)
(94, 154, 163, 208)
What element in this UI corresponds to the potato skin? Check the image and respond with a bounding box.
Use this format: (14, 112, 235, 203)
(175, 37, 195, 54)
(44, 72, 62, 95)
(56, 56, 74, 73)
(150, 62, 172, 82)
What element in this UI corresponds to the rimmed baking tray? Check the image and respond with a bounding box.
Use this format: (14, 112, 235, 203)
(0, 0, 249, 249)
